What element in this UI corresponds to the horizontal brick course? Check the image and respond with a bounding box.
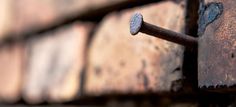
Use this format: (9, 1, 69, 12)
(23, 22, 92, 104)
(85, 1, 185, 96)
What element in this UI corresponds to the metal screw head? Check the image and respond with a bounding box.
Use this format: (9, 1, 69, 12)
(130, 13, 143, 35)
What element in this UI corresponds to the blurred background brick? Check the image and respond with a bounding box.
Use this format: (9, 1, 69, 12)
(6, 0, 134, 36)
(85, 1, 185, 96)
(22, 22, 93, 104)
(0, 0, 12, 39)
(0, 44, 24, 103)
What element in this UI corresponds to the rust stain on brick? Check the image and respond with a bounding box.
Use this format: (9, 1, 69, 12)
(137, 71, 149, 90)
(94, 66, 102, 76)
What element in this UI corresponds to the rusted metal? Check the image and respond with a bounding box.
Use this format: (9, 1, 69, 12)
(198, 2, 223, 36)
(130, 13, 198, 49)
(198, 0, 236, 89)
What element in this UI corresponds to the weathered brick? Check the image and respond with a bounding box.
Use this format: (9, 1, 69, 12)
(85, 1, 185, 96)
(0, 0, 12, 39)
(23, 22, 92, 104)
(11, 0, 129, 34)
(0, 44, 24, 103)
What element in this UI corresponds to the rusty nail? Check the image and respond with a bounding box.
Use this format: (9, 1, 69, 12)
(130, 13, 198, 48)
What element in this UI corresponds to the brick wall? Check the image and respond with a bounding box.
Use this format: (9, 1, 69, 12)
(0, 0, 235, 106)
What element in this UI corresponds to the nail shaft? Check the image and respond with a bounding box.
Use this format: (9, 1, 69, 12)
(141, 22, 198, 48)
(130, 13, 198, 48)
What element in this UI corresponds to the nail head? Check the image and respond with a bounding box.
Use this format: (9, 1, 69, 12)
(130, 13, 143, 35)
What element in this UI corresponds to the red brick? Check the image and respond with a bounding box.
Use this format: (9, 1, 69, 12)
(0, 0, 12, 39)
(10, 0, 129, 34)
(22, 22, 92, 104)
(85, 1, 186, 96)
(0, 44, 24, 103)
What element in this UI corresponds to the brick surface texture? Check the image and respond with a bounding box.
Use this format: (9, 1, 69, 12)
(0, 0, 11, 39)
(23, 22, 92, 104)
(85, 1, 185, 96)
(0, 44, 24, 103)
(0, 0, 215, 105)
(9, 0, 128, 35)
